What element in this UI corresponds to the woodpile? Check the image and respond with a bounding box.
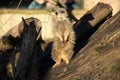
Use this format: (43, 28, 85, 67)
(0, 2, 120, 80)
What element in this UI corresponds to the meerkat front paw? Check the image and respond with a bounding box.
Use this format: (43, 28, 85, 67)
(52, 62, 61, 68)
(62, 56, 70, 65)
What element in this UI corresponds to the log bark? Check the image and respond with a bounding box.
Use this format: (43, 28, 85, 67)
(74, 2, 113, 40)
(13, 18, 39, 80)
(44, 10, 120, 80)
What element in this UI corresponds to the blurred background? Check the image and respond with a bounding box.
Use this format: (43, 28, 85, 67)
(0, 0, 83, 9)
(0, 0, 32, 8)
(0, 0, 120, 11)
(0, 0, 120, 36)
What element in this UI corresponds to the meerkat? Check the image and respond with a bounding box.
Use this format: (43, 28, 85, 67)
(51, 18, 75, 68)
(40, 7, 71, 51)
(41, 7, 70, 43)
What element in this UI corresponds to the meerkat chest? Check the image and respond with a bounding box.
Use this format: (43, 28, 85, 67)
(41, 15, 57, 42)
(56, 22, 71, 41)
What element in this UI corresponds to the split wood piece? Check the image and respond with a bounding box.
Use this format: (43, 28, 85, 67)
(74, 2, 113, 40)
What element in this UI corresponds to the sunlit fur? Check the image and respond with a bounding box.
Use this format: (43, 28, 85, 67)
(51, 18, 75, 68)
(41, 7, 70, 43)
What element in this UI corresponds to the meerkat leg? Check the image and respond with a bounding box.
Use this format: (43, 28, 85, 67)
(52, 54, 62, 68)
(52, 49, 62, 68)
(52, 58, 61, 68)
(62, 53, 70, 65)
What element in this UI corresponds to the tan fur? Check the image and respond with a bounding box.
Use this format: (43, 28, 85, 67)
(41, 13, 57, 42)
(51, 19, 75, 68)
(41, 7, 69, 43)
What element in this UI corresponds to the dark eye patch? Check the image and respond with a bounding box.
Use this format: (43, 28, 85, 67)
(55, 11, 58, 15)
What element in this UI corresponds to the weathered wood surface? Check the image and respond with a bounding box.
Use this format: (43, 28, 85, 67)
(74, 2, 113, 40)
(44, 10, 120, 80)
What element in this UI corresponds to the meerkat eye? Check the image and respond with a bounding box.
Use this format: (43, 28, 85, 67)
(55, 11, 58, 15)
(60, 10, 65, 14)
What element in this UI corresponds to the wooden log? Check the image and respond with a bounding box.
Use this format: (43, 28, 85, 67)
(0, 17, 41, 52)
(74, 2, 113, 40)
(14, 18, 39, 80)
(44, 10, 120, 80)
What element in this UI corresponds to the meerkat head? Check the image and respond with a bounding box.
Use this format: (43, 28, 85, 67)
(54, 7, 69, 21)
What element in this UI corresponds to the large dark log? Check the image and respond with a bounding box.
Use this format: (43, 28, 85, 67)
(13, 18, 39, 80)
(45, 10, 120, 80)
